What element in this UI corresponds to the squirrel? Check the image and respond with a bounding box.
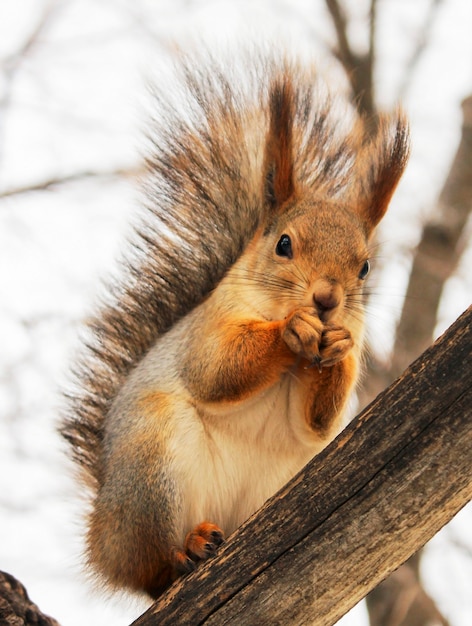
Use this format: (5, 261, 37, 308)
(60, 48, 409, 599)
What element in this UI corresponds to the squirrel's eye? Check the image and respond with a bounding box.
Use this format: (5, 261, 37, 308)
(359, 259, 370, 280)
(276, 234, 293, 259)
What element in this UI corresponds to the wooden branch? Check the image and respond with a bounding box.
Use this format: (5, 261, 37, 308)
(132, 306, 472, 626)
(0, 571, 60, 626)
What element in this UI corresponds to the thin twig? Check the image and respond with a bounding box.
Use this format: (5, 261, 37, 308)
(367, 0, 377, 102)
(398, 0, 444, 100)
(0, 166, 143, 200)
(1, 0, 59, 95)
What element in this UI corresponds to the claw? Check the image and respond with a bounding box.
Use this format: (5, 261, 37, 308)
(306, 355, 322, 372)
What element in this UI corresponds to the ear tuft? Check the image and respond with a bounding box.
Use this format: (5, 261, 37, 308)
(263, 75, 296, 212)
(356, 110, 410, 234)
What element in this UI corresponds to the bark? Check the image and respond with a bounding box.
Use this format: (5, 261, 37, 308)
(0, 571, 61, 626)
(132, 307, 472, 626)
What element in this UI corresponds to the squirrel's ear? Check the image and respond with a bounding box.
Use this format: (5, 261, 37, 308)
(355, 110, 410, 235)
(263, 77, 296, 212)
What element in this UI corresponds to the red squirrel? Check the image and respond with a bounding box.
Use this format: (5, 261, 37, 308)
(61, 49, 409, 598)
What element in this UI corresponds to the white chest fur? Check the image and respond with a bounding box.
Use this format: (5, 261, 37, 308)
(170, 374, 330, 543)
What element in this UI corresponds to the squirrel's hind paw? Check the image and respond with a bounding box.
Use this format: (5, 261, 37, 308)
(170, 547, 197, 576)
(184, 522, 225, 563)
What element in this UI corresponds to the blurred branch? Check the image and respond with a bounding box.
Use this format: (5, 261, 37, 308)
(398, 0, 444, 100)
(450, 535, 472, 560)
(366, 566, 450, 626)
(391, 94, 472, 379)
(0, 2, 59, 170)
(325, 0, 376, 122)
(359, 92, 472, 434)
(0, 1, 59, 105)
(0, 165, 143, 200)
(325, 0, 356, 72)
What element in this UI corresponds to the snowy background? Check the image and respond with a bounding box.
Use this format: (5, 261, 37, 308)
(0, 1, 471, 625)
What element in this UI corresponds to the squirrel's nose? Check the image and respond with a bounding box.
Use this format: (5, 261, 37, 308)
(313, 280, 341, 319)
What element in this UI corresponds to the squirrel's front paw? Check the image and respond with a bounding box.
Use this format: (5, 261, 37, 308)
(282, 308, 324, 362)
(319, 323, 354, 367)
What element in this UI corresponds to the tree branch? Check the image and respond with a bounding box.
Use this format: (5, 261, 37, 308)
(132, 306, 472, 626)
(0, 570, 60, 626)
